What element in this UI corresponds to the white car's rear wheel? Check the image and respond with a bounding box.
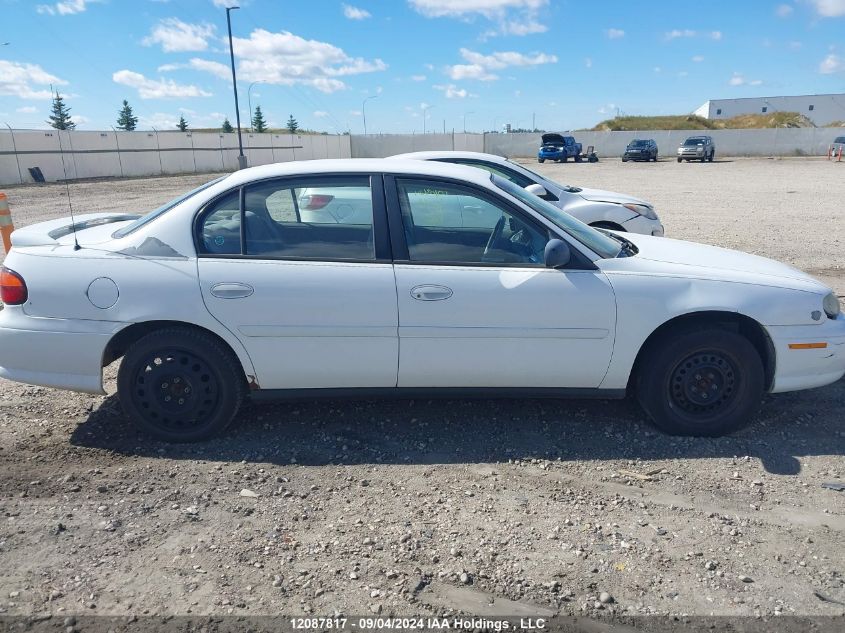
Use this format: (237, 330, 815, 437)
(637, 328, 764, 436)
(117, 327, 245, 442)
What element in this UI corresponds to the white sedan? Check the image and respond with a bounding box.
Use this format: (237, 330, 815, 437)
(390, 151, 665, 237)
(0, 159, 842, 442)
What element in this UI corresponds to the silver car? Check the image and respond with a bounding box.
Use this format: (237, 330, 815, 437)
(677, 135, 715, 163)
(390, 151, 664, 236)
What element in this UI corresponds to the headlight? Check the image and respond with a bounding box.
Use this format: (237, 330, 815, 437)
(622, 203, 658, 221)
(823, 292, 841, 319)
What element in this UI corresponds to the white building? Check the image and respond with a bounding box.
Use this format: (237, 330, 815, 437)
(693, 93, 845, 125)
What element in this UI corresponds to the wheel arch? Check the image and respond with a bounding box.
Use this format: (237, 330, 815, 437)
(627, 310, 776, 394)
(102, 320, 259, 389)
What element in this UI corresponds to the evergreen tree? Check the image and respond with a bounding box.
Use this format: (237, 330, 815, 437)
(47, 92, 76, 130)
(221, 117, 234, 133)
(116, 99, 138, 131)
(177, 115, 189, 132)
(286, 114, 299, 134)
(251, 106, 267, 133)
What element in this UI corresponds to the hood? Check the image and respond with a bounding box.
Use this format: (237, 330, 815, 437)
(577, 186, 649, 207)
(541, 133, 566, 145)
(609, 233, 827, 292)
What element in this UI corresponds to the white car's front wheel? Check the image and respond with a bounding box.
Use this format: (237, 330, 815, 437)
(117, 327, 246, 442)
(636, 328, 764, 437)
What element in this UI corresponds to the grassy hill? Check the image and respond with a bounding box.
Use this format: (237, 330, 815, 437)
(590, 112, 815, 131)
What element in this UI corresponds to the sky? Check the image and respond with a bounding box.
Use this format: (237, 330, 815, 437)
(1, 0, 845, 134)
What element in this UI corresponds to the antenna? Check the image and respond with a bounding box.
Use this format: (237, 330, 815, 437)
(52, 85, 80, 251)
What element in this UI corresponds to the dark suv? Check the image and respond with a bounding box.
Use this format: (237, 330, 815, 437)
(622, 139, 658, 162)
(677, 135, 715, 162)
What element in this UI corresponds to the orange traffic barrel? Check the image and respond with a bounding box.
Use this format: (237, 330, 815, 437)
(0, 193, 14, 253)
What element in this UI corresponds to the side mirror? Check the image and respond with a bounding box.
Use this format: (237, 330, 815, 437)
(544, 239, 571, 269)
(524, 183, 549, 198)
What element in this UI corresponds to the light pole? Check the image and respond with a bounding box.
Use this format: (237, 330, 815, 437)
(248, 80, 266, 132)
(362, 95, 378, 135)
(463, 111, 474, 133)
(423, 105, 434, 134)
(225, 5, 247, 169)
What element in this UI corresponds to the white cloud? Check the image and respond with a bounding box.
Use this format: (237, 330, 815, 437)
(653, 66, 662, 73)
(188, 58, 230, 79)
(692, 55, 704, 62)
(219, 29, 386, 92)
(809, 0, 845, 17)
(433, 83, 473, 99)
(666, 29, 721, 41)
(409, 0, 548, 37)
(606, 28, 624, 39)
(728, 72, 762, 86)
(16, 106, 38, 113)
(143, 18, 216, 52)
(139, 112, 180, 129)
(211, 0, 240, 7)
(0, 61, 67, 99)
(112, 70, 213, 99)
(775, 3, 794, 17)
(342, 4, 371, 19)
(36, 0, 88, 15)
(410, 74, 427, 81)
(666, 29, 697, 39)
(313, 110, 329, 117)
(70, 114, 89, 126)
(584, 57, 592, 68)
(819, 53, 844, 73)
(446, 47, 557, 81)
(789, 40, 802, 50)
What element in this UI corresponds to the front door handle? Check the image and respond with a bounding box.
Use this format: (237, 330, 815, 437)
(410, 284, 453, 301)
(210, 282, 254, 299)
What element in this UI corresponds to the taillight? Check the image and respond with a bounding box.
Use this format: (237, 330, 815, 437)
(0, 266, 27, 305)
(301, 194, 334, 210)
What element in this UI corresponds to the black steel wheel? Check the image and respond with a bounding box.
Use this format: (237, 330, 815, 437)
(636, 327, 764, 436)
(118, 327, 246, 442)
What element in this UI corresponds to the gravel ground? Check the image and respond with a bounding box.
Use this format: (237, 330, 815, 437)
(0, 158, 844, 625)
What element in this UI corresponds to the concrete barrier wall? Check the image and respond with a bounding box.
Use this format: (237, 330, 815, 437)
(3, 127, 844, 186)
(0, 130, 354, 185)
(483, 127, 845, 158)
(350, 133, 484, 158)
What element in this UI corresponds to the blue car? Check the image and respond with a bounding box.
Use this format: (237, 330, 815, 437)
(538, 133, 582, 163)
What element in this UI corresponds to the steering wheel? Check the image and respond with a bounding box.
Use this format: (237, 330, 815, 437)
(482, 215, 506, 261)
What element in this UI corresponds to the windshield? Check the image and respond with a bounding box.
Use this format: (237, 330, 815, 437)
(629, 140, 648, 147)
(504, 159, 582, 193)
(492, 175, 621, 259)
(112, 176, 226, 238)
(684, 138, 705, 146)
(835, 137, 845, 143)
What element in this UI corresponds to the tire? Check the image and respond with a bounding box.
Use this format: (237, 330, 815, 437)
(117, 327, 246, 442)
(652, 153, 658, 162)
(589, 155, 599, 163)
(561, 156, 568, 163)
(636, 327, 764, 437)
(708, 151, 715, 162)
(538, 158, 545, 163)
(677, 157, 682, 163)
(622, 158, 628, 162)
(575, 155, 583, 163)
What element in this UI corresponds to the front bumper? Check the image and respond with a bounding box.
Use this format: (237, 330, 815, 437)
(539, 150, 565, 160)
(623, 151, 650, 160)
(0, 307, 123, 394)
(622, 214, 665, 237)
(678, 150, 706, 158)
(767, 314, 845, 393)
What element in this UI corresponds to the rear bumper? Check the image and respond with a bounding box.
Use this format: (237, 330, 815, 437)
(767, 315, 845, 393)
(0, 307, 122, 394)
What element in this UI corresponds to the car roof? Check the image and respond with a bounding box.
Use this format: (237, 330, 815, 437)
(389, 150, 509, 164)
(217, 158, 495, 189)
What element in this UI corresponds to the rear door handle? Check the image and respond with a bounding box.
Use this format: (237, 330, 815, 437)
(410, 285, 453, 301)
(211, 282, 254, 299)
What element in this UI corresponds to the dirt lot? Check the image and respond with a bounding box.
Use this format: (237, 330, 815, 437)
(0, 158, 844, 626)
